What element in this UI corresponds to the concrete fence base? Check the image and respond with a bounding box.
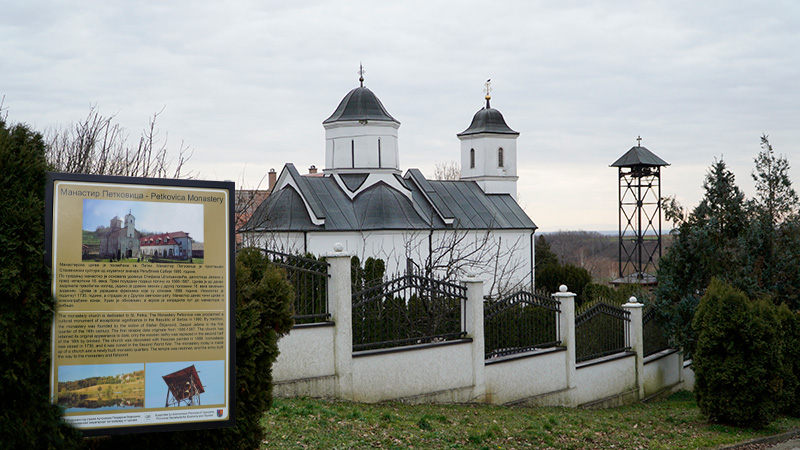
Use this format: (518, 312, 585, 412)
(272, 251, 694, 406)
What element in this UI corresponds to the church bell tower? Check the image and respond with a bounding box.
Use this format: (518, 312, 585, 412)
(457, 80, 520, 199)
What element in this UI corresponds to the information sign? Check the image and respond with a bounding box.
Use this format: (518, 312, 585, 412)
(45, 173, 235, 435)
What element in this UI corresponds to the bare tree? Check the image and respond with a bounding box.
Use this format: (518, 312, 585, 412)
(398, 216, 530, 298)
(433, 161, 461, 181)
(0, 96, 7, 122)
(45, 106, 193, 178)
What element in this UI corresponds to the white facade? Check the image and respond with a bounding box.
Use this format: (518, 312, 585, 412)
(249, 227, 534, 296)
(324, 121, 401, 173)
(459, 133, 519, 199)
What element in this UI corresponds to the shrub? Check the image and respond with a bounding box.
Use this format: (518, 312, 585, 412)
(536, 263, 591, 304)
(0, 119, 85, 448)
(692, 279, 784, 428)
(776, 304, 800, 416)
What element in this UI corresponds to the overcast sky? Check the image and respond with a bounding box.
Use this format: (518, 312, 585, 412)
(3, 1, 798, 232)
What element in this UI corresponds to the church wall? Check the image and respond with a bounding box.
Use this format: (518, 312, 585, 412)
(249, 228, 534, 297)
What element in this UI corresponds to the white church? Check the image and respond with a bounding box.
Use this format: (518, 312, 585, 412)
(241, 75, 537, 296)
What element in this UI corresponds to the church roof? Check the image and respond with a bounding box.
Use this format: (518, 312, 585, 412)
(610, 146, 669, 167)
(243, 164, 536, 233)
(323, 86, 399, 124)
(457, 100, 518, 137)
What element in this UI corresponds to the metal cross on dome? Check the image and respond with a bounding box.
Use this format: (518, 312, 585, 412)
(484, 79, 492, 98)
(358, 64, 365, 87)
(637, 136, 642, 146)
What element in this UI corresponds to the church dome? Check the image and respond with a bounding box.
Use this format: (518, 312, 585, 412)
(457, 101, 519, 137)
(323, 86, 399, 124)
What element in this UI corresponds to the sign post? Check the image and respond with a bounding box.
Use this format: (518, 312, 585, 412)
(45, 173, 235, 435)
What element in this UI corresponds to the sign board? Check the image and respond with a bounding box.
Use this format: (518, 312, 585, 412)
(45, 173, 235, 435)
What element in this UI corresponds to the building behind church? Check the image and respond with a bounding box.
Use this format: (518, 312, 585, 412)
(97, 211, 193, 261)
(242, 75, 537, 296)
(140, 232, 193, 260)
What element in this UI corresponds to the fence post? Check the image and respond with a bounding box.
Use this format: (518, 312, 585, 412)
(554, 285, 576, 405)
(463, 273, 486, 402)
(327, 243, 353, 400)
(623, 296, 645, 400)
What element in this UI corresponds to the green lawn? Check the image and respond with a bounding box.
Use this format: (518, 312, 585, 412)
(261, 392, 800, 449)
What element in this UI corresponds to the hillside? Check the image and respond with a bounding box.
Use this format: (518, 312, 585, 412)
(57, 369, 144, 410)
(542, 231, 674, 282)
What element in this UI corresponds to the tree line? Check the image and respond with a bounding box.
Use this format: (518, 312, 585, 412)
(656, 135, 800, 428)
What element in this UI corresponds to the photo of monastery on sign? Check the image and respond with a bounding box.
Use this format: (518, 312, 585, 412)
(81, 199, 204, 263)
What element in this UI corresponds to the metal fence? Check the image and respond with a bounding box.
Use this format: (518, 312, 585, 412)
(575, 301, 630, 363)
(484, 291, 561, 360)
(643, 305, 671, 357)
(264, 249, 330, 324)
(351, 272, 467, 352)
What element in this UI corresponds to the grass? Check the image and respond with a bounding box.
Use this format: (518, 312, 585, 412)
(261, 391, 800, 449)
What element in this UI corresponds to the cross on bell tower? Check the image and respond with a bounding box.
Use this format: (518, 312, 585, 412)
(610, 137, 669, 286)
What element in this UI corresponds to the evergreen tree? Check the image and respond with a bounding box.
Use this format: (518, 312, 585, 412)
(656, 158, 748, 352)
(692, 279, 784, 428)
(0, 118, 84, 448)
(534, 235, 559, 270)
(751, 134, 798, 227)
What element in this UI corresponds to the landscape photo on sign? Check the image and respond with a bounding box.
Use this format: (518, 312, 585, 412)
(82, 199, 204, 263)
(144, 360, 225, 408)
(57, 363, 145, 413)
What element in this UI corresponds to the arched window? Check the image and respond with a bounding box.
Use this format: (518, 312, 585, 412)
(378, 137, 382, 168)
(498, 147, 504, 168)
(351, 140, 355, 168)
(470, 148, 475, 169)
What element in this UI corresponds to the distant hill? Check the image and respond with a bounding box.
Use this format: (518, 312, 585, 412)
(540, 230, 674, 282)
(82, 229, 100, 246)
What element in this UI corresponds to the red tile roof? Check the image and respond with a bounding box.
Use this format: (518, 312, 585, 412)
(140, 231, 190, 246)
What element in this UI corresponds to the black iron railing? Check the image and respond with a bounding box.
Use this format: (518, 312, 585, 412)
(351, 272, 467, 352)
(575, 301, 630, 362)
(643, 305, 671, 357)
(264, 249, 330, 324)
(484, 291, 561, 360)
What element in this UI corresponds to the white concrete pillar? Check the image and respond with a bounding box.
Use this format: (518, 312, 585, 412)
(623, 296, 645, 400)
(554, 285, 577, 405)
(463, 274, 486, 402)
(327, 243, 353, 400)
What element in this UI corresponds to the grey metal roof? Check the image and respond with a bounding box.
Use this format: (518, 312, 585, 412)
(247, 184, 320, 231)
(426, 180, 536, 229)
(610, 146, 669, 167)
(457, 101, 519, 137)
(339, 173, 369, 192)
(244, 167, 536, 233)
(322, 86, 399, 124)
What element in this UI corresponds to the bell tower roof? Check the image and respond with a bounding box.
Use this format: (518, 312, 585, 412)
(458, 79, 518, 137)
(457, 106, 519, 137)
